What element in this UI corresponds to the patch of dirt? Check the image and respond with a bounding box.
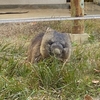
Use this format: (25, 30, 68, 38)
(0, 22, 47, 37)
(0, 22, 48, 46)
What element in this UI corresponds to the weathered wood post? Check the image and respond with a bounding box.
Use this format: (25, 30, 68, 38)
(71, 0, 84, 34)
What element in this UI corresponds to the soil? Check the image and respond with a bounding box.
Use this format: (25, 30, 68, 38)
(0, 2, 100, 19)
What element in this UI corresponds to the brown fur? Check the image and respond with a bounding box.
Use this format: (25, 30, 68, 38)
(27, 33, 44, 63)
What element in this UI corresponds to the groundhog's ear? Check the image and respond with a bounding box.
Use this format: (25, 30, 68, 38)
(45, 27, 54, 33)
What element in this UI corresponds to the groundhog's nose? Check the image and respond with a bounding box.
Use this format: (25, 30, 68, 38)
(54, 48, 61, 55)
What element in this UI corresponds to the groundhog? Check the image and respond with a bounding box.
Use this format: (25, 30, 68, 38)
(27, 28, 71, 63)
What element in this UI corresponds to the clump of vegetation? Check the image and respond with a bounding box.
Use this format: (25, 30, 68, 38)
(0, 19, 100, 100)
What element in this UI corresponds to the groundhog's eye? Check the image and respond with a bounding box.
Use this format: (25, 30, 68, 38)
(61, 43, 65, 48)
(48, 40, 54, 45)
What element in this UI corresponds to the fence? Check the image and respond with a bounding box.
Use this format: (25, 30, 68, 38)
(0, 15, 100, 24)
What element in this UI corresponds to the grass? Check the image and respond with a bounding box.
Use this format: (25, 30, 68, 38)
(0, 20, 100, 100)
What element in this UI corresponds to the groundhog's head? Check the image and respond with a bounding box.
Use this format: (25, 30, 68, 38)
(40, 28, 71, 61)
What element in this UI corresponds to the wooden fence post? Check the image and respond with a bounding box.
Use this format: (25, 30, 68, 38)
(71, 0, 84, 34)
